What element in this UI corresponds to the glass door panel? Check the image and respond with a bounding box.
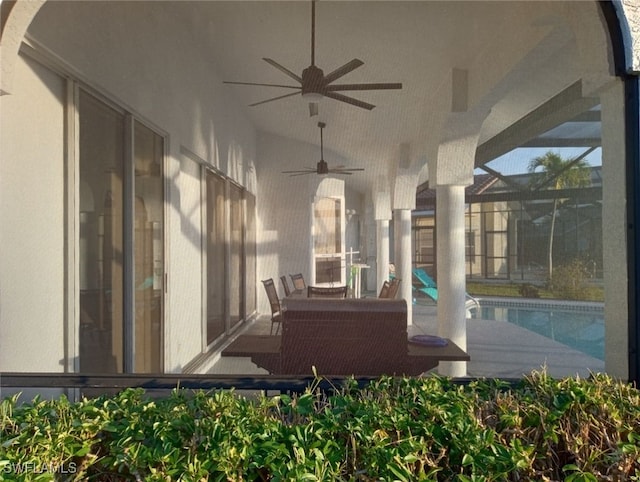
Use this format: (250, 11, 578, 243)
(133, 121, 163, 372)
(245, 193, 256, 316)
(79, 90, 125, 373)
(206, 172, 226, 344)
(229, 184, 244, 328)
(313, 197, 343, 285)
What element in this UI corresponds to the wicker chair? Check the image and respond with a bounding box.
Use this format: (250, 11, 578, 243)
(262, 278, 283, 335)
(289, 273, 307, 291)
(280, 275, 291, 297)
(307, 285, 348, 298)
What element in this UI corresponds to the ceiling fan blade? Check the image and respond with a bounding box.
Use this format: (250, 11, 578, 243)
(335, 168, 365, 172)
(288, 171, 317, 177)
(263, 58, 303, 83)
(324, 91, 375, 110)
(249, 91, 301, 107)
(309, 102, 319, 117)
(282, 167, 316, 174)
(327, 170, 353, 175)
(326, 82, 403, 91)
(324, 59, 364, 84)
(224, 81, 301, 89)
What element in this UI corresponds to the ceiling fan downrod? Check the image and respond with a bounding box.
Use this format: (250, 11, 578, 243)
(311, 0, 316, 67)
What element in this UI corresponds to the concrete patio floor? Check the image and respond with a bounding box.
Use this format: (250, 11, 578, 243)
(207, 297, 604, 380)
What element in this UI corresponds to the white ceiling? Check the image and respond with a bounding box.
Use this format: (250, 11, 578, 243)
(37, 0, 594, 193)
(168, 0, 592, 192)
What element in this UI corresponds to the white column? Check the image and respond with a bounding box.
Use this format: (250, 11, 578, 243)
(376, 219, 390, 292)
(394, 209, 413, 325)
(436, 184, 467, 377)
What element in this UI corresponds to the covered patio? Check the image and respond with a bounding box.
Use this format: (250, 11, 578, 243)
(1, 1, 638, 390)
(208, 296, 604, 379)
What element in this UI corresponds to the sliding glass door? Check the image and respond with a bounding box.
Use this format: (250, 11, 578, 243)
(204, 170, 255, 346)
(78, 89, 164, 373)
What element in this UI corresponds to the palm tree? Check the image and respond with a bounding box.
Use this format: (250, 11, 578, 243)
(528, 151, 591, 278)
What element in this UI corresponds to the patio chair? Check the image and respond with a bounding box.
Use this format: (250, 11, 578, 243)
(262, 278, 283, 335)
(280, 275, 291, 297)
(307, 285, 348, 298)
(412, 268, 439, 301)
(387, 278, 401, 299)
(378, 280, 391, 298)
(290, 273, 307, 291)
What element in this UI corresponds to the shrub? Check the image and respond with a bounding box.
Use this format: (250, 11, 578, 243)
(1, 372, 639, 481)
(518, 283, 540, 298)
(548, 258, 593, 300)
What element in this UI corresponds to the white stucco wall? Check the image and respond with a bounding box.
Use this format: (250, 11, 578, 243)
(166, 150, 205, 372)
(620, 0, 640, 73)
(0, 54, 66, 371)
(0, 2, 258, 372)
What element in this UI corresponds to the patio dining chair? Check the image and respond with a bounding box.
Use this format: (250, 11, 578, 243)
(290, 273, 307, 291)
(262, 278, 283, 335)
(387, 278, 401, 299)
(307, 285, 348, 298)
(280, 275, 291, 297)
(378, 280, 391, 298)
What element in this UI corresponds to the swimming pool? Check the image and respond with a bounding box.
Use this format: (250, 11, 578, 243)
(469, 299, 605, 360)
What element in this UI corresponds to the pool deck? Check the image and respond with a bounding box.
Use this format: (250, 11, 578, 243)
(207, 296, 605, 379)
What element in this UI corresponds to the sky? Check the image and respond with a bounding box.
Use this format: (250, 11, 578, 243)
(476, 147, 603, 177)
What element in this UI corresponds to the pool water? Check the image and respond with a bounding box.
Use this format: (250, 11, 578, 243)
(471, 303, 604, 360)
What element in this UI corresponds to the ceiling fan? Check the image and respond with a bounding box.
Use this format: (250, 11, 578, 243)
(223, 0, 402, 115)
(282, 122, 364, 176)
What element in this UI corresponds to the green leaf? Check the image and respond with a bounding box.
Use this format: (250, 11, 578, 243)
(403, 454, 419, 463)
(461, 453, 474, 466)
(74, 445, 91, 456)
(388, 464, 410, 482)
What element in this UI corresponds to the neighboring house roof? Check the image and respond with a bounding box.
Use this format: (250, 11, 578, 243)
(416, 167, 602, 211)
(416, 174, 499, 209)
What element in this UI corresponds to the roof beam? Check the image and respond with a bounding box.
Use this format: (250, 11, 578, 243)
(475, 81, 600, 167)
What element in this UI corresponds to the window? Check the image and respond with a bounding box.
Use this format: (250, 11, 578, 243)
(204, 169, 255, 346)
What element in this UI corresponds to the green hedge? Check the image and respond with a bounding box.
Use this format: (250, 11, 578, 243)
(1, 372, 639, 481)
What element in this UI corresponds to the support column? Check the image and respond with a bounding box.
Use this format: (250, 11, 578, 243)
(600, 80, 628, 380)
(436, 185, 467, 377)
(376, 219, 390, 292)
(394, 209, 413, 325)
